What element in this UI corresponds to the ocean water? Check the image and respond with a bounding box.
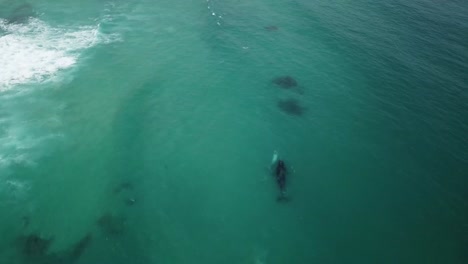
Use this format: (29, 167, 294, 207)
(0, 0, 467, 263)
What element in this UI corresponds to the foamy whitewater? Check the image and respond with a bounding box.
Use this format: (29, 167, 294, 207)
(0, 16, 117, 172)
(0, 17, 113, 91)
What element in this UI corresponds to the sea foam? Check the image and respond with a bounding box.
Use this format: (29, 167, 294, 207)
(0, 17, 112, 91)
(0, 17, 117, 170)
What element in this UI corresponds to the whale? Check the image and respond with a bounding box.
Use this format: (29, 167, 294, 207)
(271, 151, 289, 202)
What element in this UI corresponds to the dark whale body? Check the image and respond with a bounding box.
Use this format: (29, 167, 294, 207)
(274, 160, 289, 202)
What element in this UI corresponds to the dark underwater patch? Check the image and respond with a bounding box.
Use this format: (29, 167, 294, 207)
(113, 181, 137, 206)
(97, 213, 126, 236)
(273, 76, 298, 89)
(277, 99, 305, 116)
(6, 3, 34, 24)
(124, 197, 136, 206)
(17, 232, 92, 264)
(113, 181, 134, 194)
(19, 234, 53, 259)
(22, 216, 31, 228)
(264, 25, 279, 31)
(68, 234, 92, 262)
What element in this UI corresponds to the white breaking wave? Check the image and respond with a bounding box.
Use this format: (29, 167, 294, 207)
(0, 17, 118, 170)
(0, 17, 115, 91)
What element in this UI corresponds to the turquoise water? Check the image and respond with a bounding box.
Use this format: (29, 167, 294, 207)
(1, 0, 467, 263)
